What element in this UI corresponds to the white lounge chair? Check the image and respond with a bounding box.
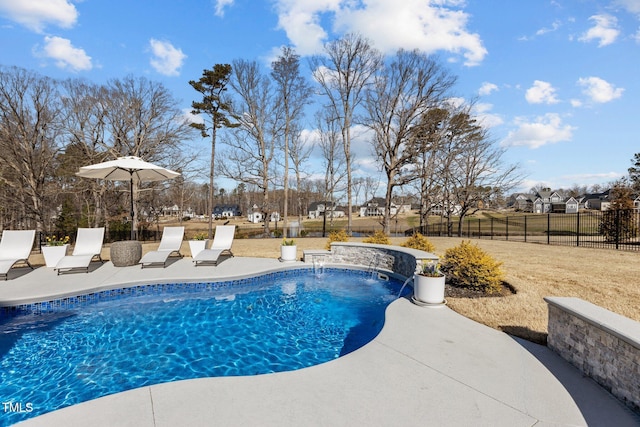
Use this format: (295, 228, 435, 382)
(55, 227, 105, 275)
(0, 230, 35, 280)
(193, 225, 235, 266)
(139, 226, 184, 268)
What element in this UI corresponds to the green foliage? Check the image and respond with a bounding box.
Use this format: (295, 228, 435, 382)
(599, 209, 638, 242)
(401, 233, 435, 253)
(282, 238, 295, 246)
(272, 229, 283, 238)
(599, 180, 638, 242)
(299, 229, 308, 237)
(441, 240, 504, 293)
(362, 230, 391, 245)
(55, 198, 78, 236)
(325, 229, 350, 249)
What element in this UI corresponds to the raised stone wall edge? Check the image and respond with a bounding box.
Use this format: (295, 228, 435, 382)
(545, 297, 640, 413)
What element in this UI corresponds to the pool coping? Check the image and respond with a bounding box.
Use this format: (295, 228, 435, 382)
(4, 258, 639, 426)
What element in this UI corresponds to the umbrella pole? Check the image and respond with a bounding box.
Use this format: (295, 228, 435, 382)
(130, 177, 135, 240)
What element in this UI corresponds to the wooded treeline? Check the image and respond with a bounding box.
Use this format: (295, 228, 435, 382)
(0, 33, 521, 238)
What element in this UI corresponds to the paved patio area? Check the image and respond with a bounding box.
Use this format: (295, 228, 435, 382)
(1, 257, 639, 426)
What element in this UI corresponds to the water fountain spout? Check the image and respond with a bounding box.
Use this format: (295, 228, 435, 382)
(397, 276, 414, 299)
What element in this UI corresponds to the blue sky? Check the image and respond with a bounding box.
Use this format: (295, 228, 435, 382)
(1, 0, 639, 195)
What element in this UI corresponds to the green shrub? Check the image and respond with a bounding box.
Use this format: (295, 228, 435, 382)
(272, 229, 283, 238)
(441, 240, 504, 293)
(401, 233, 435, 253)
(362, 230, 391, 245)
(325, 229, 350, 249)
(299, 229, 308, 237)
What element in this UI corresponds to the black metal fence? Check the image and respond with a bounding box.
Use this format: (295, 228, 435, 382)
(414, 209, 640, 251)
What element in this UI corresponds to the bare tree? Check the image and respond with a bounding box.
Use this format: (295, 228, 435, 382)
(0, 66, 63, 231)
(316, 110, 347, 225)
(288, 124, 313, 224)
(410, 107, 449, 232)
(59, 78, 109, 228)
(364, 49, 456, 234)
(221, 59, 283, 236)
(310, 33, 382, 234)
(101, 75, 194, 236)
(271, 47, 313, 237)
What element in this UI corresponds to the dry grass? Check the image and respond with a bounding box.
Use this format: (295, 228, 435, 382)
(32, 231, 639, 344)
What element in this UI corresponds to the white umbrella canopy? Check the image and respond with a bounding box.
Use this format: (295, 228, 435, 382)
(76, 155, 180, 182)
(76, 156, 180, 240)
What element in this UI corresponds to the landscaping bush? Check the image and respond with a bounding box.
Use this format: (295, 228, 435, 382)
(325, 229, 349, 249)
(401, 233, 435, 253)
(441, 240, 504, 293)
(362, 230, 391, 245)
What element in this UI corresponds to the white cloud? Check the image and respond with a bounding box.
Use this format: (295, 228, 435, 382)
(535, 20, 561, 36)
(39, 36, 92, 71)
(474, 102, 503, 128)
(0, 0, 77, 33)
(577, 76, 624, 103)
(579, 14, 619, 47)
(501, 113, 576, 149)
(525, 80, 559, 104)
(478, 82, 498, 96)
(274, 0, 487, 65)
(614, 0, 640, 15)
(183, 108, 203, 125)
(149, 39, 187, 76)
(214, 0, 235, 17)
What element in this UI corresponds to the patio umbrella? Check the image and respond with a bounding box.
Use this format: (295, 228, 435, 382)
(76, 156, 180, 240)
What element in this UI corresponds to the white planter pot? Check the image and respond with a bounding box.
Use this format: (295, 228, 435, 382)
(413, 273, 446, 304)
(188, 240, 208, 258)
(42, 245, 69, 267)
(280, 245, 297, 262)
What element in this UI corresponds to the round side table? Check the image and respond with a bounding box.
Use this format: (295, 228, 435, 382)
(110, 240, 142, 267)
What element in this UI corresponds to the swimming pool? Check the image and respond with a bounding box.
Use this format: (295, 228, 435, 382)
(0, 268, 408, 425)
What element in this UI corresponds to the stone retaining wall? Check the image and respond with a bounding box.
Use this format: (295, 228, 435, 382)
(545, 297, 640, 412)
(304, 242, 438, 279)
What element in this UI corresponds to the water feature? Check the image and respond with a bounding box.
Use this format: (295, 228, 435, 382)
(397, 275, 414, 298)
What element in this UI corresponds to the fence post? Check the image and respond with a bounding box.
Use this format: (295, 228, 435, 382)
(576, 211, 580, 247)
(547, 214, 551, 245)
(491, 217, 494, 240)
(615, 209, 620, 250)
(506, 216, 509, 241)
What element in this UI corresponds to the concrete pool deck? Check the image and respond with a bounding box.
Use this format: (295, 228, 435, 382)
(1, 257, 639, 427)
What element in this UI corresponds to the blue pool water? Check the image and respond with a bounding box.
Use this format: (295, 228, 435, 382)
(0, 269, 407, 425)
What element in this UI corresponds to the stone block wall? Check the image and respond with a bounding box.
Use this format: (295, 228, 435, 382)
(312, 242, 438, 279)
(545, 297, 640, 412)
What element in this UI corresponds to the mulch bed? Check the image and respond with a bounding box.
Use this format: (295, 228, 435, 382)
(445, 281, 516, 299)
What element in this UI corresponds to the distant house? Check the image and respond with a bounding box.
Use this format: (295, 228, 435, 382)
(247, 208, 264, 223)
(580, 190, 610, 211)
(162, 204, 181, 217)
(213, 204, 241, 219)
(307, 201, 345, 219)
(359, 198, 411, 217)
(508, 193, 535, 212)
(509, 190, 579, 214)
(532, 191, 563, 214)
